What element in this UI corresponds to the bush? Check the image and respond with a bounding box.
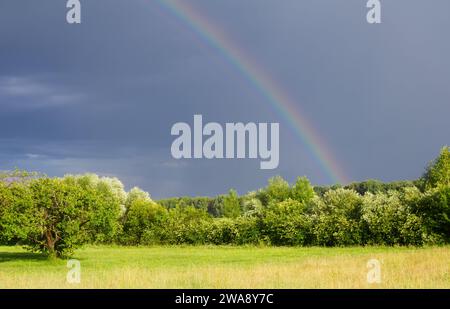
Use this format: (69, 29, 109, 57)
(233, 216, 262, 245)
(262, 199, 312, 246)
(223, 189, 241, 218)
(311, 189, 363, 246)
(362, 190, 423, 245)
(207, 218, 238, 245)
(121, 199, 167, 245)
(205, 216, 262, 245)
(241, 192, 263, 217)
(412, 186, 450, 243)
(158, 206, 212, 245)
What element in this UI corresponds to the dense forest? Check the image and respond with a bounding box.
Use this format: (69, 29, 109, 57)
(0, 147, 448, 258)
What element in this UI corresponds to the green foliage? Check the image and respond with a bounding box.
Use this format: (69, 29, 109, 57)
(346, 179, 385, 195)
(206, 216, 262, 245)
(125, 187, 151, 209)
(0, 180, 37, 245)
(223, 189, 241, 218)
(206, 195, 225, 217)
(345, 180, 415, 195)
(2, 147, 450, 254)
(313, 184, 342, 197)
(63, 174, 123, 243)
(290, 177, 315, 204)
(158, 196, 211, 211)
(24, 178, 90, 257)
(121, 199, 167, 245)
(262, 199, 311, 246)
(158, 206, 212, 245)
(207, 218, 238, 245)
(263, 176, 291, 204)
(0, 174, 122, 257)
(255, 176, 290, 206)
(233, 216, 261, 244)
(412, 186, 450, 243)
(241, 192, 263, 217)
(423, 146, 450, 190)
(362, 189, 423, 245)
(311, 189, 364, 246)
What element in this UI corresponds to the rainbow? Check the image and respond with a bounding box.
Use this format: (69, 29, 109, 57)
(153, 0, 349, 184)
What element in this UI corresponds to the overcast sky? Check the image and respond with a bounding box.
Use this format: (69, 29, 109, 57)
(1, 0, 449, 198)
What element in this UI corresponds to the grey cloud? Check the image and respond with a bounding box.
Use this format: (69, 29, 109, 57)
(0, 0, 449, 197)
(0, 76, 84, 110)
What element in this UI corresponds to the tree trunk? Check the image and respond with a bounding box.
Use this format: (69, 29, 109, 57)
(45, 229, 56, 258)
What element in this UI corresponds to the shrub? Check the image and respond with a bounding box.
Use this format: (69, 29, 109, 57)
(158, 206, 212, 245)
(362, 190, 423, 245)
(262, 199, 311, 246)
(223, 189, 241, 218)
(121, 199, 167, 245)
(241, 192, 263, 217)
(412, 185, 450, 243)
(311, 189, 363, 246)
(233, 216, 262, 245)
(207, 218, 238, 245)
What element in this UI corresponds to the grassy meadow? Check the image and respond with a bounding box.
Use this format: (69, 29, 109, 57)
(0, 245, 449, 289)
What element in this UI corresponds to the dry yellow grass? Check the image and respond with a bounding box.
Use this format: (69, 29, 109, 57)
(0, 246, 449, 288)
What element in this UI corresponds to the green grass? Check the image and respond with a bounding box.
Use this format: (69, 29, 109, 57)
(1, 245, 449, 288)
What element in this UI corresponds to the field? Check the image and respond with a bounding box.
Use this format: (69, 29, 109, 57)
(0, 246, 449, 289)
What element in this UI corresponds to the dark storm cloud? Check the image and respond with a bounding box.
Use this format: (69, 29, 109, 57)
(1, 0, 449, 198)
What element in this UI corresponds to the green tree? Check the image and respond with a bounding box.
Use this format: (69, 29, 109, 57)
(122, 199, 167, 245)
(257, 176, 291, 206)
(262, 198, 311, 245)
(345, 180, 384, 195)
(1, 176, 122, 257)
(207, 218, 238, 245)
(361, 190, 423, 245)
(64, 174, 124, 243)
(290, 176, 315, 204)
(207, 195, 225, 217)
(311, 189, 364, 246)
(223, 189, 241, 218)
(423, 146, 450, 190)
(160, 206, 211, 244)
(27, 178, 91, 257)
(125, 187, 151, 208)
(241, 191, 263, 217)
(412, 186, 450, 243)
(0, 180, 37, 245)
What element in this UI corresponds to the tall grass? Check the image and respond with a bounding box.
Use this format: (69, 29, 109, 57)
(0, 246, 449, 288)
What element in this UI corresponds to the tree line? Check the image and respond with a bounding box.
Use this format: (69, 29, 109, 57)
(0, 147, 448, 258)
